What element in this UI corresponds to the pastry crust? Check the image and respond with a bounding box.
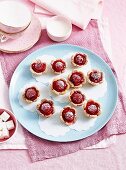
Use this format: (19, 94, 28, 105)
(71, 52, 88, 67)
(36, 99, 54, 118)
(51, 78, 70, 95)
(22, 86, 40, 103)
(30, 59, 47, 76)
(87, 69, 104, 86)
(69, 89, 85, 106)
(60, 106, 77, 125)
(68, 70, 86, 88)
(83, 100, 101, 118)
(51, 59, 66, 74)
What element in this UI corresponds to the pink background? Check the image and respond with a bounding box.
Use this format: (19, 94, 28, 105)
(0, 0, 126, 169)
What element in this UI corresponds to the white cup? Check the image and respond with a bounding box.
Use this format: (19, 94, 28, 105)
(46, 16, 72, 42)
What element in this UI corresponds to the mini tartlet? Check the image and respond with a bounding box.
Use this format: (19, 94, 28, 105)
(51, 78, 70, 95)
(83, 99, 101, 118)
(68, 70, 86, 88)
(51, 59, 66, 74)
(30, 59, 47, 75)
(69, 90, 85, 106)
(22, 86, 40, 103)
(71, 52, 88, 67)
(87, 69, 104, 86)
(60, 106, 77, 125)
(36, 99, 54, 117)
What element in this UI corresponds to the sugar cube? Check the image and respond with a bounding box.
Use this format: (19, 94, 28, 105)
(2, 122, 6, 128)
(0, 122, 3, 131)
(2, 129, 9, 138)
(2, 122, 9, 138)
(6, 120, 15, 130)
(0, 131, 4, 139)
(0, 111, 10, 122)
(0, 118, 2, 123)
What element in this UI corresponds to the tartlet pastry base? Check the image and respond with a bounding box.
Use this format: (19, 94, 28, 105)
(68, 70, 86, 88)
(36, 99, 54, 118)
(51, 59, 66, 74)
(71, 52, 88, 67)
(22, 87, 40, 103)
(30, 60, 47, 76)
(87, 69, 104, 86)
(83, 100, 101, 118)
(60, 106, 77, 125)
(51, 78, 70, 95)
(69, 89, 85, 106)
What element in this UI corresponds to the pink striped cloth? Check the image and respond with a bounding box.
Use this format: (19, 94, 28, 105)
(0, 20, 126, 162)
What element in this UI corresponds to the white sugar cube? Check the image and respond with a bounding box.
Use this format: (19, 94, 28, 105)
(0, 122, 3, 131)
(0, 131, 4, 139)
(0, 118, 2, 123)
(0, 111, 10, 122)
(3, 129, 10, 138)
(6, 120, 15, 130)
(2, 129, 9, 139)
(2, 122, 9, 138)
(2, 122, 7, 128)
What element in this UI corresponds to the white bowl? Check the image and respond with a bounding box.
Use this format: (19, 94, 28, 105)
(0, 1, 31, 34)
(46, 16, 72, 42)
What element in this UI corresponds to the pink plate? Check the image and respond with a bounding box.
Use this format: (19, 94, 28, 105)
(0, 15, 41, 53)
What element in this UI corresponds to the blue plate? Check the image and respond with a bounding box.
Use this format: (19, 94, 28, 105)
(9, 44, 118, 142)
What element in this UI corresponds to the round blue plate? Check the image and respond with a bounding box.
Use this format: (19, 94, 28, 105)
(9, 44, 118, 142)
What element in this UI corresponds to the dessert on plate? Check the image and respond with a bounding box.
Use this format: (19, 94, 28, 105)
(22, 86, 40, 103)
(87, 69, 104, 86)
(36, 99, 54, 117)
(30, 59, 47, 75)
(51, 78, 70, 95)
(60, 106, 77, 125)
(68, 70, 86, 88)
(51, 59, 66, 74)
(69, 89, 86, 106)
(71, 52, 88, 67)
(83, 99, 101, 118)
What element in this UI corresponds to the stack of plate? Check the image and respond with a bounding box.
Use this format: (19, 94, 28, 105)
(0, 1, 41, 53)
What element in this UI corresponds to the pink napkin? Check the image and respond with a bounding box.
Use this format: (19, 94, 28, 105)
(0, 20, 126, 162)
(30, 0, 103, 29)
(34, 1, 103, 20)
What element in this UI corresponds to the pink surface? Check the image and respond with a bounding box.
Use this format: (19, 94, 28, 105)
(1, 19, 126, 162)
(0, 0, 126, 169)
(103, 0, 126, 83)
(0, 134, 126, 170)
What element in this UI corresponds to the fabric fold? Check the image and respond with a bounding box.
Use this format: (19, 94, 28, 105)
(30, 0, 103, 29)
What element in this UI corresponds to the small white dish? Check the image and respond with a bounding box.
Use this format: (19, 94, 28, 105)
(0, 1, 31, 34)
(46, 16, 72, 42)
